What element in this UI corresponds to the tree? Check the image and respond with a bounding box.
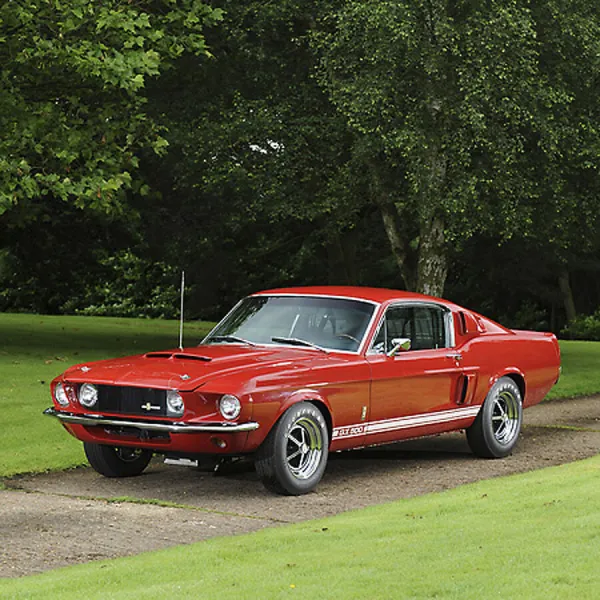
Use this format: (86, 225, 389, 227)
(0, 0, 222, 218)
(139, 0, 391, 315)
(313, 0, 600, 296)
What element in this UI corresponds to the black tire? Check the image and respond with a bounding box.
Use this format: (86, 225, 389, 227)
(255, 402, 329, 495)
(466, 376, 523, 458)
(84, 442, 152, 477)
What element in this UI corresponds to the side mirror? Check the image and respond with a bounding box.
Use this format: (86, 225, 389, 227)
(387, 337, 411, 357)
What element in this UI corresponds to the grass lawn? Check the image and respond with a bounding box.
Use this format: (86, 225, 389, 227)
(549, 340, 600, 399)
(1, 454, 598, 599)
(0, 313, 214, 477)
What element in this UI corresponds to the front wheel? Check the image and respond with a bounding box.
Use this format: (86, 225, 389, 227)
(466, 377, 523, 458)
(255, 402, 329, 495)
(84, 442, 152, 477)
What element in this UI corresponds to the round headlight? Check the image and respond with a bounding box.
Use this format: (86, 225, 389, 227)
(219, 394, 241, 420)
(79, 383, 98, 408)
(166, 390, 185, 417)
(54, 382, 69, 407)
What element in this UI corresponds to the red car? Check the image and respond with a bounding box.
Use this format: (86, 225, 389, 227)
(45, 286, 561, 495)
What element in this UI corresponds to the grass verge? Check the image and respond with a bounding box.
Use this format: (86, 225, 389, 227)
(1, 455, 598, 599)
(0, 313, 214, 477)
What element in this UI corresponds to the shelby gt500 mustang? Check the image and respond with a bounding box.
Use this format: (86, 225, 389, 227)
(45, 286, 561, 495)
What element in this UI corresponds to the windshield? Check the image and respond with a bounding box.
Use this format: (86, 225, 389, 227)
(203, 295, 376, 353)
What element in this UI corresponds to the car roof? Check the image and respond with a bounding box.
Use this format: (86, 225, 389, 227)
(253, 286, 447, 305)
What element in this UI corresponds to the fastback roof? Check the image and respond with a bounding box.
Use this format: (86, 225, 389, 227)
(253, 286, 441, 305)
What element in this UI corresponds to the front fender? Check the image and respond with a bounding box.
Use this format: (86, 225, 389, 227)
(277, 388, 332, 420)
(244, 387, 332, 451)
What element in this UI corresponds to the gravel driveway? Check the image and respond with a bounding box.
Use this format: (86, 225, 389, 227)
(1, 395, 599, 578)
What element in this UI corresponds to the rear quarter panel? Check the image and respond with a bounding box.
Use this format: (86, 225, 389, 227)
(461, 331, 560, 408)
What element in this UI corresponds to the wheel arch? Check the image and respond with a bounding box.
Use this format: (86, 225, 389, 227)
(488, 370, 526, 402)
(305, 399, 333, 444)
(272, 390, 333, 447)
(503, 372, 526, 403)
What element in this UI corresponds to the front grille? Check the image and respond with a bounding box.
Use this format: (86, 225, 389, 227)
(97, 386, 167, 417)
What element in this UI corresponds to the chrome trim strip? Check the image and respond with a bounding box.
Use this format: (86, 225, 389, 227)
(43, 408, 259, 433)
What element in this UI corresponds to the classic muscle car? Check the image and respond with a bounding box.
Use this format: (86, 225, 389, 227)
(45, 287, 561, 495)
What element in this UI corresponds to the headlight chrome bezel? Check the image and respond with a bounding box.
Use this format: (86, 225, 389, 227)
(54, 382, 70, 407)
(219, 394, 242, 420)
(166, 390, 185, 417)
(79, 383, 99, 408)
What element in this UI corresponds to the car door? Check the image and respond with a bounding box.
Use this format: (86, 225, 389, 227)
(366, 303, 473, 446)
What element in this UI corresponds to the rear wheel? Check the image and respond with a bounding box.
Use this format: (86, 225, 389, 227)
(467, 377, 523, 458)
(84, 442, 152, 477)
(255, 402, 329, 495)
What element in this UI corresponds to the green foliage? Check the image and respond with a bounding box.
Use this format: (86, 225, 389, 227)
(72, 251, 180, 319)
(138, 0, 392, 314)
(312, 1, 600, 294)
(0, 196, 137, 314)
(561, 311, 600, 341)
(1, 456, 599, 598)
(1, 0, 599, 324)
(0, 0, 222, 217)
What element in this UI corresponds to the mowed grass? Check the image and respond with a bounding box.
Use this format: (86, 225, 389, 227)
(549, 340, 600, 399)
(1, 455, 598, 599)
(0, 313, 214, 477)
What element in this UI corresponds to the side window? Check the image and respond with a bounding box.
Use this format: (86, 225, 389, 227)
(372, 306, 411, 354)
(412, 306, 447, 350)
(371, 305, 449, 353)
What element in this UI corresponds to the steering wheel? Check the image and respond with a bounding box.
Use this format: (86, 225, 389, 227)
(336, 333, 360, 344)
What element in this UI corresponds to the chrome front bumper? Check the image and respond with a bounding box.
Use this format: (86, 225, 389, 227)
(43, 408, 259, 434)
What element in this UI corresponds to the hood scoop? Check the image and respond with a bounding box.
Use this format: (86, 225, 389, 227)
(144, 352, 212, 362)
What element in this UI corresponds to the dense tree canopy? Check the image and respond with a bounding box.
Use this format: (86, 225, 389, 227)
(313, 0, 600, 297)
(1, 0, 599, 332)
(0, 0, 222, 217)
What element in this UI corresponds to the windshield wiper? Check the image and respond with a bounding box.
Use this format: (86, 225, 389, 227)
(271, 336, 329, 354)
(206, 335, 258, 347)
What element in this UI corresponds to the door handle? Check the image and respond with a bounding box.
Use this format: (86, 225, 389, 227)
(446, 353, 462, 361)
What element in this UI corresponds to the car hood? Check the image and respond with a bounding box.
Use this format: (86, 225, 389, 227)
(60, 344, 340, 391)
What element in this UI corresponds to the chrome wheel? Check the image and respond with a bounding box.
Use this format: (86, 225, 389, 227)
(491, 389, 521, 445)
(466, 377, 523, 458)
(255, 402, 329, 495)
(286, 417, 324, 480)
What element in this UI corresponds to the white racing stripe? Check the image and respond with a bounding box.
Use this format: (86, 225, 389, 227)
(332, 405, 481, 440)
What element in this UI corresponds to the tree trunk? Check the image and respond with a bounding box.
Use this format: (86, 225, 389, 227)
(416, 214, 447, 297)
(327, 230, 358, 285)
(367, 158, 416, 290)
(558, 267, 577, 324)
(376, 199, 416, 290)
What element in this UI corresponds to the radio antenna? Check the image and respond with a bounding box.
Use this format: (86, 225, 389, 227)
(178, 271, 185, 351)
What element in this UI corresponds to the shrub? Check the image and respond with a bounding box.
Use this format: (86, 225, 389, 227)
(561, 310, 600, 341)
(69, 251, 181, 319)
